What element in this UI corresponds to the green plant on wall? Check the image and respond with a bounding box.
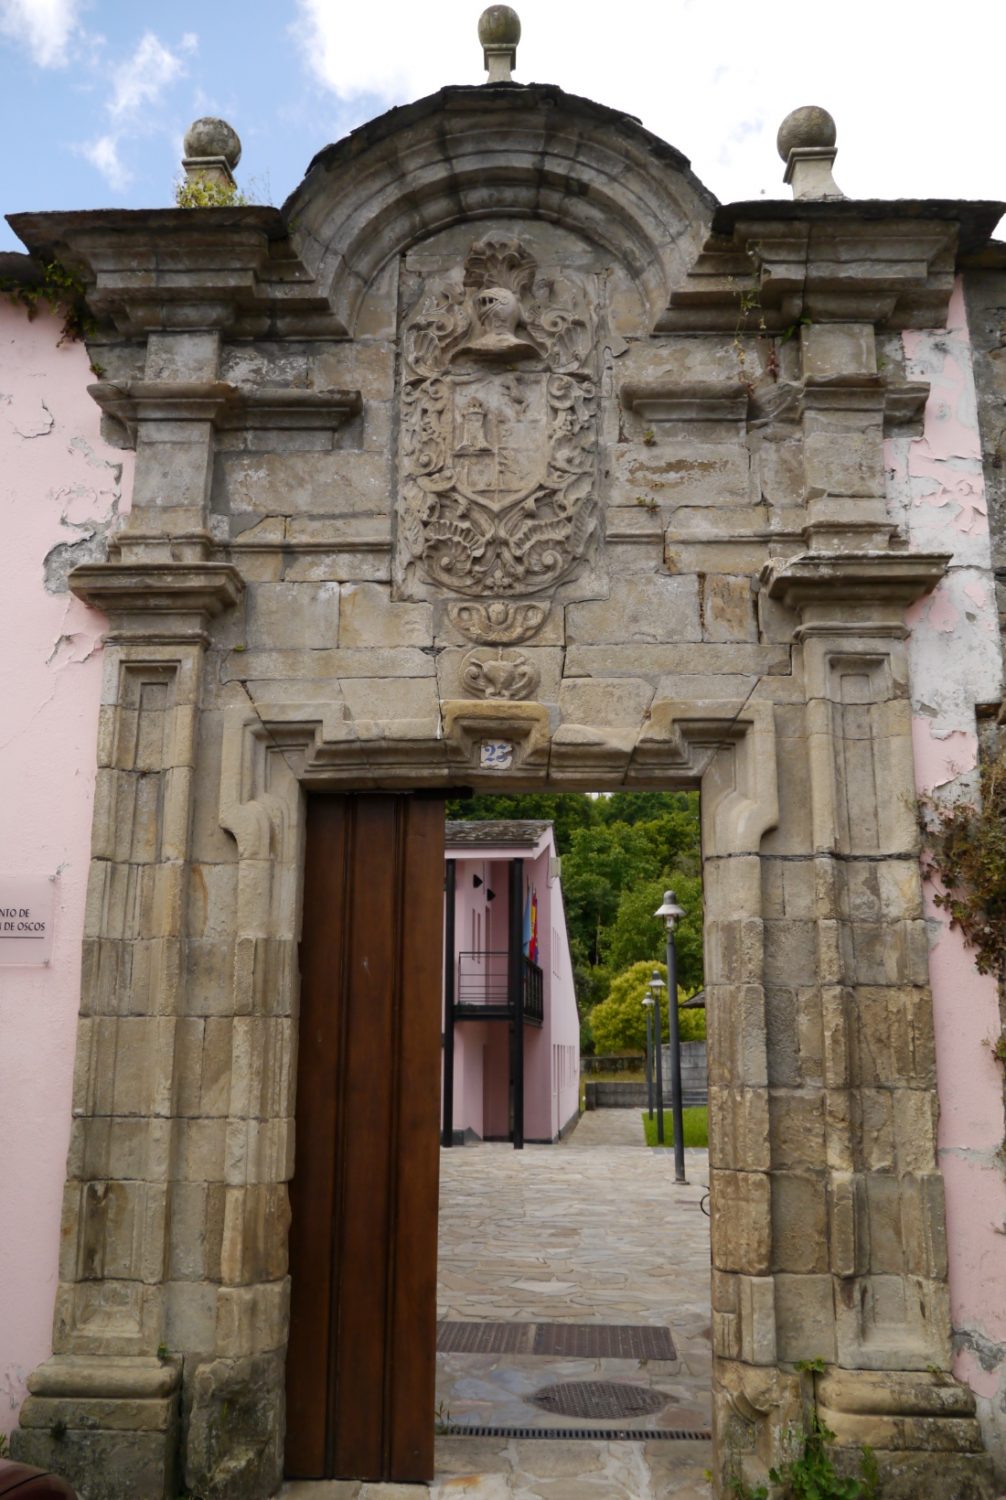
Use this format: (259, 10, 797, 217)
(729, 1414, 878, 1499)
(921, 743, 1006, 979)
(0, 258, 93, 343)
(174, 176, 248, 208)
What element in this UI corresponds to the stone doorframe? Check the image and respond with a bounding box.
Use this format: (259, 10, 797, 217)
(14, 645, 994, 1499)
(9, 80, 1002, 1500)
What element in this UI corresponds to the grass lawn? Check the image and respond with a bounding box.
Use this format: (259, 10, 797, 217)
(642, 1106, 708, 1148)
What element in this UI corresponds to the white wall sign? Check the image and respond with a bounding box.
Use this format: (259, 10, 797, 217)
(0, 877, 56, 965)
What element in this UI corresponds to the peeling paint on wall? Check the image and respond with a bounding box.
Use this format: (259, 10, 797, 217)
(895, 278, 1006, 1474)
(0, 299, 132, 1434)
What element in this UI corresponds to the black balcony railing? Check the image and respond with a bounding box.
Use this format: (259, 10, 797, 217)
(522, 955, 544, 1024)
(455, 951, 544, 1025)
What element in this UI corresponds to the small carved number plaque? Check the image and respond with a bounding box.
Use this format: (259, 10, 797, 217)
(480, 740, 514, 770)
(0, 876, 55, 965)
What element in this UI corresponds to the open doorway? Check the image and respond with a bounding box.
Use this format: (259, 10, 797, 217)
(434, 791, 711, 1490)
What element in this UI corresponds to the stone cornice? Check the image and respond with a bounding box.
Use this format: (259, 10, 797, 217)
(660, 200, 1005, 334)
(69, 562, 244, 619)
(764, 551, 949, 637)
(620, 375, 929, 430)
(620, 380, 749, 422)
(6, 207, 342, 337)
(88, 380, 362, 444)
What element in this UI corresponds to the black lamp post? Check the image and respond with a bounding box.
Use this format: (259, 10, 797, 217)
(655, 889, 687, 1184)
(648, 969, 665, 1146)
(642, 992, 655, 1120)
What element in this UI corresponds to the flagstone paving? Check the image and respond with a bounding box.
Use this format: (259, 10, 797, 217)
(278, 1110, 713, 1497)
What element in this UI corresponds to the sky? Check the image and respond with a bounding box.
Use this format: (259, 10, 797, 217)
(1, 0, 1004, 254)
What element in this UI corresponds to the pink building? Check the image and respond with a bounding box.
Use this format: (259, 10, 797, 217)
(442, 821, 580, 1148)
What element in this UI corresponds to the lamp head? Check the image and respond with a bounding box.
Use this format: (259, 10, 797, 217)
(654, 889, 684, 929)
(648, 968, 665, 992)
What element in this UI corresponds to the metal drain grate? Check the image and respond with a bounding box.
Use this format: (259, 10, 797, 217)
(437, 1321, 676, 1360)
(533, 1323, 675, 1360)
(439, 1423, 711, 1441)
(530, 1380, 669, 1421)
(437, 1320, 532, 1353)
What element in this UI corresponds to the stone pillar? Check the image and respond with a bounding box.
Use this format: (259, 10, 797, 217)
(752, 558, 993, 1495)
(11, 326, 243, 1499)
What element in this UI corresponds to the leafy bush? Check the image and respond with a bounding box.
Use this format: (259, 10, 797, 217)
(588, 959, 705, 1053)
(921, 744, 1006, 978)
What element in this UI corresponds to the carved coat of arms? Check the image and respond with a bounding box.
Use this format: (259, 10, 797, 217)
(397, 238, 599, 600)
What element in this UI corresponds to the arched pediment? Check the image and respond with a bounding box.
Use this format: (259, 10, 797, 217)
(282, 83, 717, 336)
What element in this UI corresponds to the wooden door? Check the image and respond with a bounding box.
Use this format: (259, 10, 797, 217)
(285, 793, 445, 1482)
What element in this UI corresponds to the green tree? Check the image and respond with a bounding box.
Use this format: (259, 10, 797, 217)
(597, 790, 699, 828)
(588, 960, 706, 1054)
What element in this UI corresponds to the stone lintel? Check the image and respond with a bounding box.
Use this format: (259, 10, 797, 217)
(69, 562, 245, 620)
(88, 380, 362, 444)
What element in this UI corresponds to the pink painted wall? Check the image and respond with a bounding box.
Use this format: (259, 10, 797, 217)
(446, 828, 580, 1143)
(0, 298, 132, 1434)
(890, 279, 1006, 1471)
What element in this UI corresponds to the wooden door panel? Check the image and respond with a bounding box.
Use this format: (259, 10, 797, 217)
(285, 794, 444, 1482)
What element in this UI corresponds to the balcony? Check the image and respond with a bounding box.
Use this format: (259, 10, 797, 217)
(454, 950, 544, 1026)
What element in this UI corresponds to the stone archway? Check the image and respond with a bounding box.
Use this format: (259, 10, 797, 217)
(9, 78, 998, 1499)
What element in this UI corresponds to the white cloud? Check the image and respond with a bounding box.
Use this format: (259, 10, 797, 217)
(74, 28, 196, 193)
(109, 30, 186, 119)
(76, 132, 130, 191)
(0, 0, 81, 68)
(290, 0, 1006, 211)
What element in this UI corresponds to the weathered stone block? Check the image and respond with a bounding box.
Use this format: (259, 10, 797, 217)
(221, 646, 434, 682)
(771, 1173, 829, 1273)
(710, 1168, 771, 1274)
(219, 451, 389, 517)
(769, 1090, 826, 1170)
(168, 1181, 226, 1281)
(613, 437, 752, 507)
(339, 675, 441, 726)
(709, 1085, 770, 1172)
(557, 676, 654, 729)
(566, 574, 701, 644)
(703, 574, 757, 642)
(774, 1274, 837, 1363)
(338, 582, 432, 647)
(246, 580, 341, 648)
(214, 1280, 289, 1358)
(801, 323, 877, 379)
(185, 1352, 284, 1500)
(12, 1425, 178, 1500)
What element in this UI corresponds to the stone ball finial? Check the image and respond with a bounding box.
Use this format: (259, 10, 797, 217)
(183, 117, 242, 169)
(478, 5, 521, 48)
(776, 106, 837, 163)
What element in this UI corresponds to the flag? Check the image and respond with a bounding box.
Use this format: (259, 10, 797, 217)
(529, 886, 539, 965)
